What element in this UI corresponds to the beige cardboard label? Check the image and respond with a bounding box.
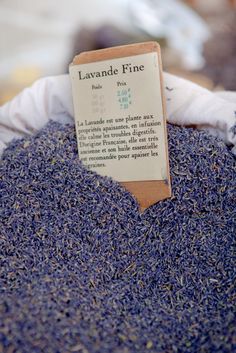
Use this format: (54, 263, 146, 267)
(70, 52, 168, 183)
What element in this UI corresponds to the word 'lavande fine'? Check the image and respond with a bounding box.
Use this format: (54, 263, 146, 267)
(78, 64, 145, 80)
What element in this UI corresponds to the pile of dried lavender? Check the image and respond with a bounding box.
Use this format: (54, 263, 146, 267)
(0, 122, 235, 353)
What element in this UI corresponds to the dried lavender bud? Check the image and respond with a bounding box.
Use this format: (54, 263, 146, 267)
(0, 122, 235, 353)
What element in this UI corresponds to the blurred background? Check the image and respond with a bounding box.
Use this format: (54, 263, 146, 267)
(0, 0, 235, 105)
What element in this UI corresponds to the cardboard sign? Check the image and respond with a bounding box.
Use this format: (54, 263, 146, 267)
(69, 42, 171, 210)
